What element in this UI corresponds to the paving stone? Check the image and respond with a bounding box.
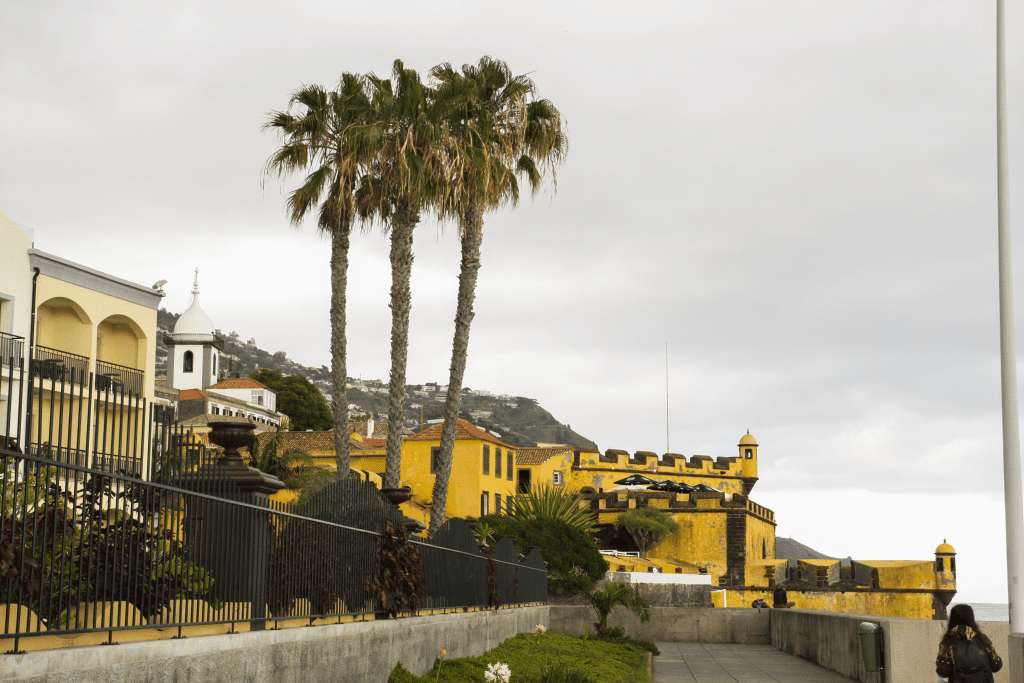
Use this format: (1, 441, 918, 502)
(653, 643, 857, 682)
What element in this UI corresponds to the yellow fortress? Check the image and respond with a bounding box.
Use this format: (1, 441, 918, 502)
(257, 417, 955, 620)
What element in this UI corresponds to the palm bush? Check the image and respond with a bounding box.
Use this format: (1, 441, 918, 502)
(506, 484, 596, 534)
(586, 583, 651, 636)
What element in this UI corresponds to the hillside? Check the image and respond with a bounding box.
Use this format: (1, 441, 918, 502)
(156, 308, 598, 450)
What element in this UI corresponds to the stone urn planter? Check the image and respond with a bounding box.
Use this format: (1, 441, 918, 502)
(380, 486, 411, 506)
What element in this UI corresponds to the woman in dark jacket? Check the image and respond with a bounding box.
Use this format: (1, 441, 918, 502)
(936, 604, 1002, 681)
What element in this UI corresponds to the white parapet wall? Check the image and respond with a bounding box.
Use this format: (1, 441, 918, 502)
(605, 570, 713, 585)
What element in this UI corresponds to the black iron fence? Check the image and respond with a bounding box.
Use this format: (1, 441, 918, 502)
(0, 447, 546, 648)
(0, 333, 23, 369)
(0, 349, 547, 650)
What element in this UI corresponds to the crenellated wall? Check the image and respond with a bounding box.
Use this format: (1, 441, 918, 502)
(570, 448, 754, 496)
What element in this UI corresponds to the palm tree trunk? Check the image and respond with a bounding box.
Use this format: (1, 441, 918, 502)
(330, 223, 351, 479)
(384, 204, 418, 489)
(429, 206, 483, 534)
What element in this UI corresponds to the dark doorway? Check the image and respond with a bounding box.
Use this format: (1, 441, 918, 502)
(517, 468, 531, 493)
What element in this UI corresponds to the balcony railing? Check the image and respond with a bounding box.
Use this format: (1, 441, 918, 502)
(96, 359, 144, 398)
(0, 332, 24, 369)
(31, 345, 89, 387)
(24, 443, 89, 469)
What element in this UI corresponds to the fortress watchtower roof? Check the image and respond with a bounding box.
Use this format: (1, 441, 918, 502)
(738, 432, 758, 447)
(936, 540, 956, 555)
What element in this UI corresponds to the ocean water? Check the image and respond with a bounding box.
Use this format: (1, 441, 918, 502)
(949, 602, 1009, 622)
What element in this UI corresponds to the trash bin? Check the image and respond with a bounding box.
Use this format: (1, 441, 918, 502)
(859, 622, 881, 672)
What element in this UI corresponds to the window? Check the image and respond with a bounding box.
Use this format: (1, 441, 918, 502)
(212, 354, 217, 377)
(507, 452, 513, 480)
(431, 447, 440, 473)
(553, 471, 564, 486)
(745, 448, 753, 459)
(495, 493, 502, 514)
(936, 558, 944, 572)
(183, 351, 194, 373)
(481, 492, 489, 516)
(495, 448, 502, 478)
(483, 445, 490, 475)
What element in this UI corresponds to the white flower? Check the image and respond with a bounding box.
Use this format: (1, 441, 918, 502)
(535, 624, 546, 634)
(484, 662, 511, 683)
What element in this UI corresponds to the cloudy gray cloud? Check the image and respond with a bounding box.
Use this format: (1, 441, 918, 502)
(2, 0, 1022, 601)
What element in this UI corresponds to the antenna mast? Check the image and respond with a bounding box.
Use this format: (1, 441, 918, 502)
(665, 342, 670, 453)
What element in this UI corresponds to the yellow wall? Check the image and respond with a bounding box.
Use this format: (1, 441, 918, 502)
(519, 450, 574, 489)
(402, 438, 517, 518)
(723, 588, 941, 620)
(35, 276, 156, 403)
(570, 450, 748, 495)
(35, 299, 92, 358)
(96, 316, 141, 369)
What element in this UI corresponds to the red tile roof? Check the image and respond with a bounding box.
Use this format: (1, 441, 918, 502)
(179, 389, 207, 401)
(516, 447, 573, 465)
(406, 419, 512, 448)
(363, 438, 386, 448)
(209, 378, 267, 390)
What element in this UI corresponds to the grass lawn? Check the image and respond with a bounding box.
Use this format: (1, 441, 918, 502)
(387, 632, 650, 683)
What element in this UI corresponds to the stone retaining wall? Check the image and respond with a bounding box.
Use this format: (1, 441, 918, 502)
(0, 605, 548, 683)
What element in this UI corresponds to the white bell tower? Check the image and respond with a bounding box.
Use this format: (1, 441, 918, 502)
(165, 269, 224, 391)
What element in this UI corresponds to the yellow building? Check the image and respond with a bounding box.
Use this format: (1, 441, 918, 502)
(1, 210, 161, 475)
(402, 419, 517, 518)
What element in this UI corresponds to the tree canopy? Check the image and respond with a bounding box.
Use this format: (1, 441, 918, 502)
(250, 369, 333, 431)
(616, 506, 681, 560)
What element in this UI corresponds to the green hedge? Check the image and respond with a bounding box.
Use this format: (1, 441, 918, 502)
(479, 515, 608, 593)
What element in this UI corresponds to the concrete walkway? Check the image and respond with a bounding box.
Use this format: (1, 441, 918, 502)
(653, 643, 857, 682)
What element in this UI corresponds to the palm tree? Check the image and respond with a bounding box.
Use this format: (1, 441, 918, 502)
(358, 60, 454, 489)
(427, 57, 567, 533)
(263, 74, 379, 479)
(586, 583, 651, 636)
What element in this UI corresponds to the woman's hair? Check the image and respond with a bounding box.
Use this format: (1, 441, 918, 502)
(945, 604, 984, 639)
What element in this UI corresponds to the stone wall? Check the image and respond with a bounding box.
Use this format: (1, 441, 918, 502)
(0, 606, 548, 683)
(549, 605, 770, 644)
(771, 608, 1010, 683)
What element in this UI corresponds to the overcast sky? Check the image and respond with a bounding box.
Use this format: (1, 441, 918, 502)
(3, 1, 1023, 604)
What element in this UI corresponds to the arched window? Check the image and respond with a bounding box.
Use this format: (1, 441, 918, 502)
(762, 539, 767, 559)
(183, 350, 194, 373)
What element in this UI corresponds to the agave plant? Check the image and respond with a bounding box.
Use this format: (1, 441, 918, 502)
(506, 484, 596, 534)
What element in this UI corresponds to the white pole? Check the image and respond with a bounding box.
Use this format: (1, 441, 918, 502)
(665, 342, 670, 453)
(996, 0, 1024, 634)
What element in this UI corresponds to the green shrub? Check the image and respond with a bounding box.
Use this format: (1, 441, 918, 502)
(530, 665, 596, 683)
(387, 663, 420, 683)
(478, 515, 609, 593)
(588, 633, 660, 656)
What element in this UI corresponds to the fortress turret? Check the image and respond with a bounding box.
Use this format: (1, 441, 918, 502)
(739, 431, 758, 495)
(934, 539, 957, 618)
